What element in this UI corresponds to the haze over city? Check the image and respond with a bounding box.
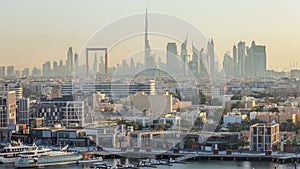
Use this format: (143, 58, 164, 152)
(1, 0, 300, 71)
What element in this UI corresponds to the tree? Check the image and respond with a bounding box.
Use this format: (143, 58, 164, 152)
(251, 106, 264, 112)
(237, 138, 249, 149)
(211, 98, 222, 106)
(231, 91, 242, 100)
(174, 89, 182, 101)
(193, 117, 204, 130)
(117, 119, 126, 125)
(154, 124, 165, 131)
(281, 119, 294, 131)
(199, 91, 207, 104)
(223, 108, 230, 115)
(294, 122, 300, 134)
(186, 138, 196, 149)
(268, 107, 279, 113)
(227, 122, 242, 132)
(128, 121, 138, 130)
(231, 101, 243, 110)
(249, 118, 265, 125)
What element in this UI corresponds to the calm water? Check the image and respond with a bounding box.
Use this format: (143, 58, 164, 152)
(1, 159, 298, 169)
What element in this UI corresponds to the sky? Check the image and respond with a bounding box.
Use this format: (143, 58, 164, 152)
(0, 0, 300, 71)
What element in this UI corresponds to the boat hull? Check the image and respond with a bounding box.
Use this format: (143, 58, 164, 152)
(15, 160, 80, 168)
(0, 156, 17, 164)
(15, 154, 83, 168)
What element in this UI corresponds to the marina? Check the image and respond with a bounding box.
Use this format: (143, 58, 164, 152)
(94, 150, 300, 164)
(0, 159, 299, 169)
(3, 143, 300, 168)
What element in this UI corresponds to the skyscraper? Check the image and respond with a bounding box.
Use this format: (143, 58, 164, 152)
(67, 47, 73, 75)
(249, 41, 266, 76)
(59, 60, 63, 75)
(93, 53, 98, 74)
(130, 57, 135, 74)
(181, 36, 188, 75)
(0, 66, 5, 77)
(32, 67, 41, 77)
(0, 91, 16, 127)
(232, 45, 238, 77)
(190, 42, 200, 76)
(42, 61, 51, 77)
(74, 53, 79, 72)
(99, 56, 105, 76)
(199, 48, 209, 78)
(16, 98, 31, 125)
(22, 68, 30, 77)
(7, 66, 14, 78)
(144, 10, 155, 67)
(237, 41, 246, 76)
(207, 39, 215, 76)
(53, 61, 58, 75)
(223, 52, 234, 76)
(166, 42, 178, 74)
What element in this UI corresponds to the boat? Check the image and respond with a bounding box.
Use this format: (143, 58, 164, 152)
(79, 156, 104, 164)
(14, 145, 83, 168)
(90, 161, 112, 169)
(0, 141, 47, 164)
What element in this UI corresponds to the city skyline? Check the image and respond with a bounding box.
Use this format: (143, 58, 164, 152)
(1, 0, 300, 71)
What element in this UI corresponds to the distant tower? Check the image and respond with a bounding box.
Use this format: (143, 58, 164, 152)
(190, 42, 200, 76)
(232, 44, 238, 76)
(7, 66, 15, 78)
(53, 61, 58, 75)
(93, 53, 98, 74)
(249, 41, 266, 76)
(99, 55, 105, 76)
(74, 53, 79, 72)
(166, 42, 178, 74)
(144, 9, 154, 67)
(130, 58, 135, 73)
(207, 39, 215, 76)
(59, 60, 63, 75)
(181, 35, 188, 75)
(0, 66, 5, 77)
(237, 41, 246, 76)
(67, 47, 73, 74)
(199, 48, 209, 78)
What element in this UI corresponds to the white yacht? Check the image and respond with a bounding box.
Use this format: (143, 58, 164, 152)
(0, 141, 51, 164)
(15, 146, 83, 168)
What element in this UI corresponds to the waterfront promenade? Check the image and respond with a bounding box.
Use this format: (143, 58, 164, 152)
(94, 148, 300, 164)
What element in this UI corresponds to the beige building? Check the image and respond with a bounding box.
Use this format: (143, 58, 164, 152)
(130, 92, 172, 114)
(254, 112, 296, 124)
(0, 91, 16, 127)
(225, 99, 256, 110)
(267, 88, 300, 99)
(250, 123, 280, 151)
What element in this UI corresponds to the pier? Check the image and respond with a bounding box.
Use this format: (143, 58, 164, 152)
(94, 149, 300, 164)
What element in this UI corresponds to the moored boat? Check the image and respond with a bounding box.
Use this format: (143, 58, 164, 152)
(90, 161, 112, 169)
(14, 149, 83, 168)
(0, 141, 45, 164)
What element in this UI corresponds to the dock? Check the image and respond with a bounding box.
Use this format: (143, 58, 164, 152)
(94, 149, 300, 164)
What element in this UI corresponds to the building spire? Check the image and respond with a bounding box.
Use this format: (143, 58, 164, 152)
(145, 9, 149, 49)
(144, 9, 153, 67)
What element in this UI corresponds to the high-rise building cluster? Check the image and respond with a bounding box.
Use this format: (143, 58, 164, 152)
(223, 41, 267, 77)
(0, 47, 79, 78)
(166, 37, 217, 78)
(41, 47, 79, 77)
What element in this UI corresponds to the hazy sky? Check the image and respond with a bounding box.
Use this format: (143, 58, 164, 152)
(0, 0, 300, 71)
